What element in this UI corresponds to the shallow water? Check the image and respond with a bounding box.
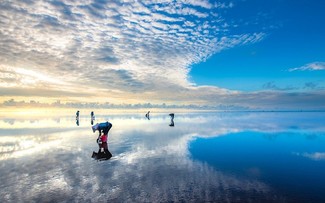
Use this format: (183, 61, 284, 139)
(0, 111, 325, 202)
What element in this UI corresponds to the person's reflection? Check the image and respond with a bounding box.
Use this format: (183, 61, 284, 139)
(145, 111, 150, 120)
(169, 119, 174, 127)
(169, 113, 174, 127)
(92, 134, 112, 160)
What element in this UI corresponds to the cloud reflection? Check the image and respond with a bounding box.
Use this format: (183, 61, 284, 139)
(1, 112, 325, 202)
(293, 152, 325, 161)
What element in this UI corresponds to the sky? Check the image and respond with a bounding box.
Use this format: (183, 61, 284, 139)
(0, 0, 324, 110)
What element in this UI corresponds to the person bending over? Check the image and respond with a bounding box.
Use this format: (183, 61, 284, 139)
(92, 121, 112, 136)
(92, 121, 113, 159)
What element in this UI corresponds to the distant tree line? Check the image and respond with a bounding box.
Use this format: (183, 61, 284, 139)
(0, 98, 250, 111)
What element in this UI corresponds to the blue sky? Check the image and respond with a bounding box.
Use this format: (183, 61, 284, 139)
(0, 0, 324, 110)
(191, 0, 325, 91)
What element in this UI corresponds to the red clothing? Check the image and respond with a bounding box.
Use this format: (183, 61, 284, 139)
(100, 134, 108, 143)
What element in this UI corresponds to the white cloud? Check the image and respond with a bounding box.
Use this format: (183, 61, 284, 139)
(214, 2, 234, 9)
(0, 0, 268, 105)
(181, 0, 213, 9)
(289, 62, 325, 72)
(152, 4, 209, 18)
(0, 65, 67, 88)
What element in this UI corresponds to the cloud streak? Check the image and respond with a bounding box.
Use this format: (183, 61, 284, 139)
(289, 62, 325, 72)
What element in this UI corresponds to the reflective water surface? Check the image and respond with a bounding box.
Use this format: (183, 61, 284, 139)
(1, 111, 325, 202)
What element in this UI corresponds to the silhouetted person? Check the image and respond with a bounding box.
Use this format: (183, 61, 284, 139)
(145, 111, 150, 120)
(76, 110, 80, 126)
(91, 111, 95, 125)
(169, 113, 174, 127)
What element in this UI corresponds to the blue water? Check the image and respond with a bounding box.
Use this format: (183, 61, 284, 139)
(0, 112, 324, 202)
(190, 132, 325, 202)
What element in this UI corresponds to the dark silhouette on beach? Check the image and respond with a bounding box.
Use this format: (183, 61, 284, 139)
(91, 111, 95, 125)
(76, 111, 80, 126)
(169, 113, 174, 127)
(145, 111, 150, 120)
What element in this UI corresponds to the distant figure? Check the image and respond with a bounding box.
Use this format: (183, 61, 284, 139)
(145, 111, 150, 120)
(169, 113, 174, 127)
(92, 121, 113, 159)
(91, 111, 95, 125)
(76, 110, 80, 126)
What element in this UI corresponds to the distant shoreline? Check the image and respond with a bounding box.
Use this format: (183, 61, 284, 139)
(1, 107, 324, 114)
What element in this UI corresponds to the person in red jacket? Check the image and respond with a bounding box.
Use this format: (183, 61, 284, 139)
(92, 121, 113, 160)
